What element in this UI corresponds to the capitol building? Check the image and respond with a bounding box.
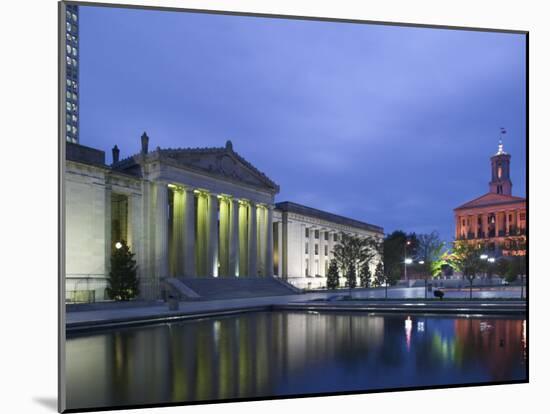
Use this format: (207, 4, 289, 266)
(64, 133, 383, 301)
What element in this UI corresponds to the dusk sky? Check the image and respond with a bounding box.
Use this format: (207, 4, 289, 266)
(79, 6, 526, 244)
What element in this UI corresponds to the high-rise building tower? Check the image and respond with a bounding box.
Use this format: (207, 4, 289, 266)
(65, 4, 79, 143)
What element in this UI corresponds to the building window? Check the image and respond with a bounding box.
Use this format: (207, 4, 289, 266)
(72, 13, 78, 22)
(305, 259, 309, 277)
(305, 243, 308, 254)
(314, 244, 319, 255)
(72, 93, 77, 100)
(324, 245, 328, 256)
(72, 115, 77, 122)
(72, 58, 77, 67)
(305, 228, 309, 238)
(324, 232, 329, 241)
(66, 56, 71, 65)
(333, 234, 338, 242)
(520, 213, 526, 221)
(67, 22, 71, 32)
(66, 91, 71, 99)
(66, 45, 71, 54)
(315, 230, 319, 239)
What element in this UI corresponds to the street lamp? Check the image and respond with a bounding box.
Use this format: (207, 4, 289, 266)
(418, 260, 426, 298)
(480, 254, 488, 260)
(115, 241, 123, 250)
(404, 240, 411, 284)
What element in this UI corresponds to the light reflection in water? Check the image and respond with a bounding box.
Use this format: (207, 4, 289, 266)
(404, 316, 412, 350)
(66, 312, 526, 411)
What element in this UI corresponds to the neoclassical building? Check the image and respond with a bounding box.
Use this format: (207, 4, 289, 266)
(273, 202, 383, 289)
(65, 134, 383, 301)
(454, 141, 526, 256)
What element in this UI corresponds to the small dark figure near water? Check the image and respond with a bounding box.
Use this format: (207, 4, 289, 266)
(434, 289, 445, 300)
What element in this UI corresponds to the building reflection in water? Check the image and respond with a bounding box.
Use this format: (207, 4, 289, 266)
(66, 312, 526, 410)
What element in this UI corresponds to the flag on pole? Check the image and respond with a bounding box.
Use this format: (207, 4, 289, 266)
(500, 127, 507, 134)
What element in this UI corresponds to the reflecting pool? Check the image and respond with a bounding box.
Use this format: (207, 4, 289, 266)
(66, 312, 527, 410)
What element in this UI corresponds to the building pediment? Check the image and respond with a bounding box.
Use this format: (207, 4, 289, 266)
(455, 192, 525, 211)
(158, 141, 279, 193)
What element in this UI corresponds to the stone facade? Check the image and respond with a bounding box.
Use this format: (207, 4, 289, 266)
(273, 202, 384, 289)
(65, 134, 383, 300)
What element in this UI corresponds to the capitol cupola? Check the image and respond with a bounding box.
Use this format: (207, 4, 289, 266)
(489, 139, 512, 195)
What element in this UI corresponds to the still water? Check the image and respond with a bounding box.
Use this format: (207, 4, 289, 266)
(66, 312, 527, 410)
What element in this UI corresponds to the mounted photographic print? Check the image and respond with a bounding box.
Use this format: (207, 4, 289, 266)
(59, 1, 528, 412)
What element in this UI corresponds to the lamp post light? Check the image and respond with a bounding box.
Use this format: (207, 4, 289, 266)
(418, 260, 427, 299)
(115, 241, 123, 250)
(404, 240, 411, 285)
(480, 254, 488, 280)
(404, 257, 413, 288)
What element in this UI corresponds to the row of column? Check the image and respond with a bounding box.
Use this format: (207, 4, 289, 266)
(155, 182, 274, 279)
(456, 209, 524, 239)
(305, 226, 337, 277)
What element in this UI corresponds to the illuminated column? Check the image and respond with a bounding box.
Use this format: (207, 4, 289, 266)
(195, 192, 208, 276)
(319, 228, 325, 277)
(495, 211, 500, 237)
(182, 187, 196, 277)
(207, 193, 219, 277)
(256, 205, 266, 276)
(276, 221, 283, 277)
(248, 202, 257, 277)
(266, 205, 274, 277)
(309, 226, 315, 276)
(229, 198, 240, 276)
(218, 197, 230, 277)
(505, 210, 511, 235)
(171, 188, 185, 276)
(238, 201, 248, 277)
(482, 213, 488, 238)
(154, 182, 169, 280)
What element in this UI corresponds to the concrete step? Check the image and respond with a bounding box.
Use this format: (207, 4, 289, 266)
(177, 277, 297, 300)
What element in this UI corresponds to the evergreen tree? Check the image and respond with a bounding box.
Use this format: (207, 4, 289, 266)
(359, 262, 371, 288)
(373, 262, 385, 287)
(106, 240, 139, 301)
(373, 262, 387, 298)
(345, 262, 357, 289)
(326, 259, 340, 290)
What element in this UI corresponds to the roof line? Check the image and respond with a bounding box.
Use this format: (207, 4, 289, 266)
(275, 201, 383, 233)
